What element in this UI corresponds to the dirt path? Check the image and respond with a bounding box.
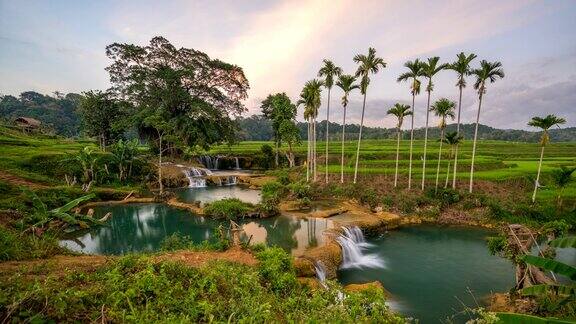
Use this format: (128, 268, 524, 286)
(0, 248, 257, 279)
(0, 170, 49, 189)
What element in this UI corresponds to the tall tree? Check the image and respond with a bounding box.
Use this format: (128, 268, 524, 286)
(528, 114, 566, 202)
(551, 166, 576, 208)
(78, 90, 128, 150)
(261, 93, 297, 167)
(429, 98, 456, 190)
(448, 52, 477, 189)
(318, 60, 343, 183)
(442, 131, 463, 188)
(420, 57, 449, 190)
(335, 74, 359, 183)
(278, 119, 300, 167)
(105, 36, 248, 193)
(397, 59, 424, 189)
(352, 47, 386, 184)
(297, 79, 323, 182)
(386, 103, 412, 188)
(469, 60, 504, 193)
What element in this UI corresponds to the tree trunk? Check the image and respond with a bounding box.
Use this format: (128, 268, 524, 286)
(341, 105, 347, 183)
(275, 137, 279, 168)
(408, 92, 416, 189)
(453, 85, 463, 189)
(158, 132, 164, 194)
(353, 92, 367, 184)
(445, 158, 451, 188)
(435, 127, 444, 190)
(313, 117, 317, 182)
(532, 144, 545, 202)
(422, 89, 431, 190)
(394, 127, 401, 188)
(287, 142, 294, 167)
(325, 87, 331, 183)
(306, 119, 310, 182)
(469, 92, 483, 193)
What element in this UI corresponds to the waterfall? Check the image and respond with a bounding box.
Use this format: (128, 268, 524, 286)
(234, 157, 240, 170)
(223, 176, 237, 186)
(314, 261, 327, 283)
(337, 226, 384, 269)
(183, 168, 211, 188)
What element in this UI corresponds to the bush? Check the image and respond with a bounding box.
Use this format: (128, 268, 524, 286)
(425, 188, 461, 207)
(160, 229, 229, 252)
(0, 226, 66, 261)
(204, 198, 253, 220)
(261, 181, 285, 203)
(360, 188, 379, 209)
(255, 247, 297, 295)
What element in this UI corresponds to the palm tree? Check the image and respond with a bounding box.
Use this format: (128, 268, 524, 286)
(397, 59, 424, 189)
(448, 52, 477, 189)
(336, 74, 359, 183)
(318, 60, 343, 184)
(551, 166, 576, 208)
(297, 79, 323, 182)
(387, 103, 412, 188)
(528, 114, 566, 202)
(469, 60, 504, 193)
(442, 131, 463, 188)
(420, 57, 449, 190)
(353, 47, 386, 184)
(430, 98, 456, 190)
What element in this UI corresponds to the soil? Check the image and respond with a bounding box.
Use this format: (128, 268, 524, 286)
(0, 170, 49, 189)
(0, 248, 258, 279)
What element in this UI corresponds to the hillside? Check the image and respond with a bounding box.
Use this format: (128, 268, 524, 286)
(236, 115, 576, 142)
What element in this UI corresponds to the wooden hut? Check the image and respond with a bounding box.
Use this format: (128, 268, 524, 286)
(15, 117, 41, 132)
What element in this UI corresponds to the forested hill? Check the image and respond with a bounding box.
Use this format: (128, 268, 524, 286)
(0, 91, 82, 136)
(236, 115, 576, 142)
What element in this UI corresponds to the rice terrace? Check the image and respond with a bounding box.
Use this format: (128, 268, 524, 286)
(0, 1, 575, 323)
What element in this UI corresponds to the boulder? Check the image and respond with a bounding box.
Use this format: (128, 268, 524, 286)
(343, 281, 390, 297)
(294, 257, 316, 277)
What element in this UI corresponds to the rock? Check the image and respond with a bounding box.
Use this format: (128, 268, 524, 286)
(343, 281, 390, 297)
(297, 277, 322, 290)
(302, 239, 342, 279)
(294, 258, 316, 277)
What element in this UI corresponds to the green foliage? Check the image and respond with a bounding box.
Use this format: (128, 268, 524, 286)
(257, 144, 275, 169)
(359, 187, 379, 209)
(425, 187, 461, 207)
(0, 253, 402, 323)
(78, 90, 130, 148)
(541, 220, 571, 238)
(495, 312, 573, 323)
(203, 198, 253, 220)
(520, 284, 576, 297)
(549, 236, 576, 249)
(160, 229, 229, 252)
(522, 255, 576, 280)
(255, 247, 297, 295)
(487, 235, 512, 259)
(0, 226, 66, 261)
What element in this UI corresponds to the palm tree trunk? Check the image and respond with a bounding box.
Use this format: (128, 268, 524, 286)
(353, 92, 367, 184)
(394, 127, 401, 188)
(341, 106, 347, 183)
(275, 138, 279, 168)
(158, 132, 164, 194)
(532, 144, 545, 202)
(306, 119, 310, 182)
(453, 85, 463, 188)
(435, 128, 444, 190)
(325, 88, 331, 183)
(408, 93, 416, 189)
(313, 117, 317, 182)
(422, 89, 431, 190)
(469, 93, 483, 193)
(445, 158, 451, 188)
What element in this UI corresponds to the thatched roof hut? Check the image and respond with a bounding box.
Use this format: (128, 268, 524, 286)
(15, 117, 42, 132)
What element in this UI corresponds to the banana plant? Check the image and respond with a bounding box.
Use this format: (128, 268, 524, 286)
(22, 189, 101, 231)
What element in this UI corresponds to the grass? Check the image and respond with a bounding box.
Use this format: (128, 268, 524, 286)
(0, 249, 402, 323)
(210, 139, 576, 202)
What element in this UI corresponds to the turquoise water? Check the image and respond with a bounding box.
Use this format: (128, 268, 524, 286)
(173, 186, 261, 205)
(61, 203, 332, 256)
(338, 225, 516, 323)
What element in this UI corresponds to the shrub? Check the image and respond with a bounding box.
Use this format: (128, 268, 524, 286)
(425, 188, 461, 207)
(255, 247, 297, 295)
(261, 181, 285, 203)
(360, 188, 379, 209)
(0, 226, 66, 261)
(160, 229, 229, 252)
(204, 198, 253, 220)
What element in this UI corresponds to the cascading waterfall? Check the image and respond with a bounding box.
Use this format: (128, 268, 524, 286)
(183, 167, 212, 188)
(223, 176, 237, 186)
(314, 261, 327, 285)
(234, 157, 240, 170)
(337, 226, 384, 269)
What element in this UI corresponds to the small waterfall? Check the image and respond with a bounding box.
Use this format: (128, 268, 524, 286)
(223, 176, 237, 186)
(337, 226, 384, 269)
(183, 168, 210, 188)
(198, 155, 219, 170)
(234, 157, 240, 170)
(314, 261, 327, 283)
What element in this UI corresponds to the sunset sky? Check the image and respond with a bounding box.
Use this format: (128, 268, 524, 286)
(1, 0, 575, 129)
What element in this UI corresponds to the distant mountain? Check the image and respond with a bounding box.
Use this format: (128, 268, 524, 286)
(237, 115, 576, 142)
(0, 91, 82, 136)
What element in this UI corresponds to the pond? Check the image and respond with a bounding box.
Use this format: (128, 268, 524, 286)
(338, 225, 516, 323)
(61, 203, 332, 256)
(173, 185, 261, 205)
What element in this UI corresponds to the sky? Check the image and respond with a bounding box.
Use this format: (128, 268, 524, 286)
(1, 0, 575, 130)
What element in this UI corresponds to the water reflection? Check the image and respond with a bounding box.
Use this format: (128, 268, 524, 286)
(173, 186, 261, 206)
(61, 203, 333, 256)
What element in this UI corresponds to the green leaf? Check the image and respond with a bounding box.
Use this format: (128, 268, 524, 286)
(520, 284, 576, 297)
(21, 187, 47, 214)
(522, 255, 576, 280)
(496, 312, 573, 323)
(549, 236, 576, 248)
(51, 193, 95, 213)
